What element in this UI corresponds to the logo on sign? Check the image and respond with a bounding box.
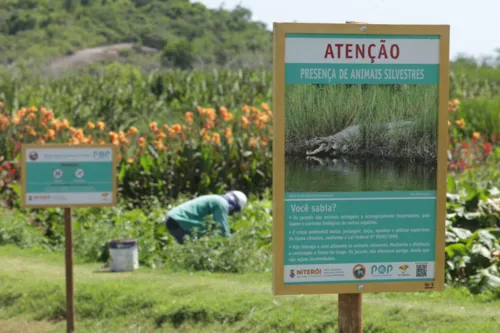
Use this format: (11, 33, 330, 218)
(101, 193, 111, 202)
(93, 150, 111, 160)
(28, 151, 39, 161)
(352, 264, 366, 279)
(75, 168, 84, 179)
(397, 264, 411, 277)
(371, 264, 394, 276)
(289, 269, 295, 279)
(53, 169, 63, 179)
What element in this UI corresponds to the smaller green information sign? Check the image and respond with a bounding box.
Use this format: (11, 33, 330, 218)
(21, 144, 117, 208)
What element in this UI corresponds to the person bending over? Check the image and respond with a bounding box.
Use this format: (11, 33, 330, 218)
(165, 191, 247, 244)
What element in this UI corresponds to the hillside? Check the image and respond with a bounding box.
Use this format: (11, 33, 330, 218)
(0, 0, 272, 72)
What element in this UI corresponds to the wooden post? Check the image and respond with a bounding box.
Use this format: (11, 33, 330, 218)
(64, 207, 76, 333)
(338, 294, 363, 333)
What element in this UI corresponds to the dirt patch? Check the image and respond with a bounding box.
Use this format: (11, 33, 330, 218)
(0, 318, 62, 333)
(46, 43, 158, 74)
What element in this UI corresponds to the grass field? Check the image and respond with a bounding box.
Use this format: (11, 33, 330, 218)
(285, 84, 439, 161)
(1, 245, 499, 333)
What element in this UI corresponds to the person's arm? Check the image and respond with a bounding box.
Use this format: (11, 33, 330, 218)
(212, 206, 231, 237)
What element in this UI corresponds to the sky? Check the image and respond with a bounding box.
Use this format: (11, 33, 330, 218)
(197, 0, 500, 61)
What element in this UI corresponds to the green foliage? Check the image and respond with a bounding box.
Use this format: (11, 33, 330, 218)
(445, 164, 500, 294)
(0, 64, 272, 130)
(0, 0, 272, 70)
(0, 194, 273, 273)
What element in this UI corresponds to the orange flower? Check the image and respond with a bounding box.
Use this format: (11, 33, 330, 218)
(203, 119, 215, 130)
(149, 121, 158, 132)
(0, 115, 10, 129)
(156, 131, 166, 139)
(127, 157, 135, 164)
(25, 125, 36, 136)
(202, 133, 211, 142)
(240, 116, 250, 128)
(455, 119, 465, 128)
(17, 107, 27, 117)
(98, 139, 106, 145)
(261, 102, 270, 112)
(87, 121, 95, 130)
(185, 112, 194, 124)
(69, 137, 80, 145)
(200, 108, 216, 121)
(153, 139, 164, 150)
(28, 106, 37, 113)
(227, 136, 234, 145)
(241, 105, 250, 116)
(13, 115, 21, 125)
(448, 120, 451, 127)
(138, 137, 146, 148)
(224, 127, 233, 137)
(171, 124, 182, 134)
(127, 126, 138, 136)
(27, 113, 37, 121)
(249, 138, 258, 148)
(259, 113, 270, 123)
(36, 139, 45, 144)
(41, 109, 54, 125)
(219, 106, 234, 122)
(61, 119, 70, 129)
(212, 133, 221, 145)
(51, 119, 61, 130)
(74, 128, 85, 140)
(96, 121, 106, 130)
(109, 131, 118, 142)
(472, 132, 480, 139)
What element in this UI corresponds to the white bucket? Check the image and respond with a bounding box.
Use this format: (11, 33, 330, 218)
(109, 239, 139, 272)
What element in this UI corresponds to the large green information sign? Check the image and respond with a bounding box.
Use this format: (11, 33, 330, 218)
(21, 144, 117, 208)
(272, 23, 449, 295)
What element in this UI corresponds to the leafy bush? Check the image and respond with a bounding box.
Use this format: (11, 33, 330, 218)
(0, 193, 273, 274)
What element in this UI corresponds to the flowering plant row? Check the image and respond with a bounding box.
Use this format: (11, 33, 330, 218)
(0, 102, 273, 205)
(0, 99, 498, 204)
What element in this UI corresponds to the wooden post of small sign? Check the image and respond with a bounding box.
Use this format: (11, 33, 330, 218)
(64, 207, 76, 333)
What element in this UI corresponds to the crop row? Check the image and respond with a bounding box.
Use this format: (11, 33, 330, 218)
(0, 64, 499, 134)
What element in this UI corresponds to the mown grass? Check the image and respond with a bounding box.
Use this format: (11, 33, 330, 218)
(0, 245, 499, 333)
(285, 84, 439, 162)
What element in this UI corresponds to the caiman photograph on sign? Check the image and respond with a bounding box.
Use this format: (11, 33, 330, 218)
(284, 35, 440, 193)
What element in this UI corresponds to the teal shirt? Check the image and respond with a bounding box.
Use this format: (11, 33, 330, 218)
(166, 195, 231, 237)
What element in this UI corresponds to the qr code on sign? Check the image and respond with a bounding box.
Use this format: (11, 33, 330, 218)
(416, 264, 428, 277)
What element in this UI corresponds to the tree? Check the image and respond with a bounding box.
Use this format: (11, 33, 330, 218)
(161, 38, 194, 70)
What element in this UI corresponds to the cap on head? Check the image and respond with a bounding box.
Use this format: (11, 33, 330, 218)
(224, 190, 247, 212)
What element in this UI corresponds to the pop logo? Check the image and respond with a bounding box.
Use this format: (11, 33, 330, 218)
(371, 264, 393, 276)
(93, 150, 111, 160)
